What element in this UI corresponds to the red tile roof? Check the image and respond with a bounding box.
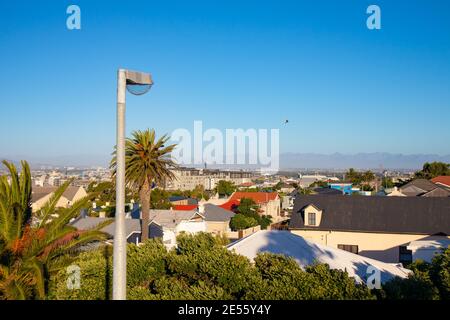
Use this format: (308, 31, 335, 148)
(219, 199, 241, 212)
(431, 176, 450, 187)
(229, 192, 278, 204)
(172, 204, 198, 211)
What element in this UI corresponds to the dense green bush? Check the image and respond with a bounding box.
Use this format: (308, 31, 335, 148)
(381, 247, 450, 300)
(48, 232, 376, 300)
(229, 214, 258, 231)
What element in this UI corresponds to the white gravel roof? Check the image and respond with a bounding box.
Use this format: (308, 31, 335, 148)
(227, 230, 411, 284)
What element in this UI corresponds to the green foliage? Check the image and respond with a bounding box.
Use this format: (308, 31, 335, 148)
(345, 168, 375, 186)
(382, 247, 450, 300)
(415, 162, 450, 179)
(229, 214, 258, 231)
(381, 177, 395, 189)
(150, 188, 171, 209)
(110, 129, 178, 240)
(0, 161, 108, 300)
(215, 180, 236, 197)
(48, 233, 375, 300)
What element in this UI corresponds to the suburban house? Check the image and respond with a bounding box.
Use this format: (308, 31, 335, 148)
(228, 191, 281, 221)
(71, 209, 206, 248)
(32, 186, 87, 212)
(290, 195, 450, 263)
(399, 179, 450, 197)
(227, 230, 411, 285)
(168, 196, 198, 206)
(200, 203, 235, 236)
(431, 176, 450, 189)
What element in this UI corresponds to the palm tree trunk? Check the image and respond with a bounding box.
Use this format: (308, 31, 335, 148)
(140, 181, 151, 241)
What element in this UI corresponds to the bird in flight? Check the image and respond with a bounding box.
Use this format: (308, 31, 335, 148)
(284, 119, 289, 125)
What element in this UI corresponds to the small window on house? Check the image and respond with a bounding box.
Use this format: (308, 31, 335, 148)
(308, 212, 316, 226)
(399, 246, 412, 265)
(338, 244, 359, 254)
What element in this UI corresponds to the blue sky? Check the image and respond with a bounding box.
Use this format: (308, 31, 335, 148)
(1, 0, 449, 165)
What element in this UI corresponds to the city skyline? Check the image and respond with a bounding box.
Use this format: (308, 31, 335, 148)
(1, 1, 450, 162)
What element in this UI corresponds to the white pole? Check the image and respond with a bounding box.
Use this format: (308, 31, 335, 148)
(113, 69, 127, 300)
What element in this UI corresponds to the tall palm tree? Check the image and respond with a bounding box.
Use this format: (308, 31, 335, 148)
(0, 160, 109, 299)
(110, 129, 178, 241)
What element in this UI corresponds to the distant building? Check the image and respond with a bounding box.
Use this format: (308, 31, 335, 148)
(166, 168, 253, 191)
(290, 195, 450, 263)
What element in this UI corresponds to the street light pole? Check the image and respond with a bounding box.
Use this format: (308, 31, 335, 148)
(113, 69, 153, 300)
(113, 69, 127, 300)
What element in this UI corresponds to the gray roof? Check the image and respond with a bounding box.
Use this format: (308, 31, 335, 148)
(71, 209, 204, 238)
(202, 204, 235, 222)
(290, 195, 450, 235)
(400, 179, 438, 196)
(149, 209, 202, 229)
(70, 216, 140, 238)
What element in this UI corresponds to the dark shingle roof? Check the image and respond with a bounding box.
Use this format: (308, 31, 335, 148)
(400, 179, 438, 196)
(290, 195, 450, 235)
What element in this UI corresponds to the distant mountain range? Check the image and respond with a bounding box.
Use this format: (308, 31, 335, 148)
(280, 152, 450, 170)
(1, 152, 449, 170)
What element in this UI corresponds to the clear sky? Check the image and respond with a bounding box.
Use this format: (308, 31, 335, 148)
(1, 0, 449, 165)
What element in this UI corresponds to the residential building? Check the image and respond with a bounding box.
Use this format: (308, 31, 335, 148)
(71, 209, 206, 248)
(431, 176, 450, 189)
(200, 203, 235, 236)
(227, 230, 410, 285)
(399, 178, 450, 197)
(290, 195, 450, 263)
(32, 186, 87, 212)
(166, 168, 254, 191)
(229, 191, 281, 221)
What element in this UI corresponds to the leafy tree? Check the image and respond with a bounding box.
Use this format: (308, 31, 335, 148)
(191, 185, 210, 201)
(229, 214, 258, 231)
(49, 233, 374, 300)
(215, 180, 236, 197)
(150, 188, 171, 209)
(110, 129, 178, 241)
(381, 177, 395, 189)
(382, 247, 450, 300)
(0, 161, 108, 300)
(415, 162, 450, 179)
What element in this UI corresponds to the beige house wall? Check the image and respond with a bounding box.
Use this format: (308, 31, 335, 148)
(32, 187, 87, 212)
(206, 221, 230, 235)
(290, 229, 450, 263)
(260, 199, 281, 222)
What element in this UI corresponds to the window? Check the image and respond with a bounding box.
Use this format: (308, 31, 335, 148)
(308, 212, 316, 226)
(338, 244, 359, 254)
(399, 246, 412, 265)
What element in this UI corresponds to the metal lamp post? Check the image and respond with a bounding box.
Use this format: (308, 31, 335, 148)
(113, 69, 153, 300)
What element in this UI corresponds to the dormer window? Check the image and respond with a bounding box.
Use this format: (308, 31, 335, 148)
(308, 212, 316, 226)
(303, 204, 322, 227)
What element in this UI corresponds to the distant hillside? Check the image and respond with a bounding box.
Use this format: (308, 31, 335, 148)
(280, 153, 450, 170)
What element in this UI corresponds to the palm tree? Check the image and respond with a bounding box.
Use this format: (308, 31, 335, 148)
(0, 160, 109, 299)
(110, 129, 178, 241)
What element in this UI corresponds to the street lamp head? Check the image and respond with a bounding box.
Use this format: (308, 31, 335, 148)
(124, 69, 153, 95)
